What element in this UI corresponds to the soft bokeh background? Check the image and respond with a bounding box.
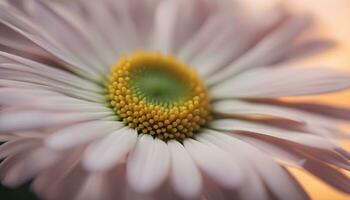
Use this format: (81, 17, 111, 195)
(244, 0, 350, 199)
(0, 0, 349, 199)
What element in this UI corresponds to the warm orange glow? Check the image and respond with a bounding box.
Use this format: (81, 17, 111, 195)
(244, 0, 350, 199)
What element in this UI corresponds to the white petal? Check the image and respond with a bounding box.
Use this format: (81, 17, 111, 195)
(30, 148, 85, 197)
(0, 82, 105, 103)
(213, 99, 348, 138)
(195, 131, 269, 200)
(281, 38, 335, 62)
(189, 12, 247, 78)
(151, 0, 210, 54)
(51, 2, 119, 65)
(183, 138, 243, 189)
(45, 121, 123, 150)
(201, 177, 227, 200)
(213, 99, 305, 123)
(82, 127, 137, 172)
(0, 134, 17, 142)
(207, 15, 312, 85)
(75, 171, 123, 200)
(302, 156, 350, 194)
(238, 136, 306, 168)
(168, 140, 202, 199)
(202, 130, 309, 200)
(0, 51, 102, 92)
(0, 68, 104, 102)
(0, 5, 102, 81)
(79, 0, 141, 53)
(209, 119, 337, 150)
(0, 138, 40, 159)
(26, 0, 109, 74)
(194, 4, 288, 79)
(151, 0, 178, 53)
(0, 87, 111, 112)
(1, 147, 59, 188)
(239, 135, 350, 170)
(267, 100, 350, 120)
(35, 160, 88, 200)
(212, 99, 345, 129)
(178, 12, 233, 62)
(0, 16, 45, 56)
(127, 135, 170, 194)
(210, 67, 350, 98)
(0, 110, 113, 133)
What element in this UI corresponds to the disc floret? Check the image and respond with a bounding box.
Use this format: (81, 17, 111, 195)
(106, 52, 211, 140)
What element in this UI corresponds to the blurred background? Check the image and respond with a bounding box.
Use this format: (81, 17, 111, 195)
(0, 0, 350, 199)
(244, 0, 350, 199)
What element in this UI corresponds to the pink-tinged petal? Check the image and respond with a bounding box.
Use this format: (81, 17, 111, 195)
(31, 147, 85, 199)
(198, 3, 289, 77)
(0, 5, 102, 81)
(0, 138, 40, 159)
(127, 135, 170, 194)
(207, 15, 312, 85)
(212, 99, 346, 131)
(168, 140, 202, 199)
(0, 22, 49, 58)
(209, 119, 337, 150)
(178, 12, 235, 62)
(239, 135, 350, 171)
(108, 0, 142, 48)
(26, 0, 109, 74)
(237, 136, 307, 168)
(150, 180, 180, 200)
(201, 130, 309, 200)
(1, 147, 59, 188)
(183, 138, 243, 189)
(122, 0, 161, 48)
(75, 173, 111, 200)
(201, 175, 228, 200)
(0, 110, 113, 133)
(0, 134, 17, 142)
(210, 67, 350, 98)
(152, 0, 211, 54)
(0, 69, 104, 102)
(196, 131, 269, 200)
(39, 163, 88, 200)
(0, 153, 27, 187)
(213, 99, 306, 123)
(214, 99, 350, 138)
(279, 38, 336, 62)
(82, 127, 137, 172)
(299, 152, 350, 194)
(189, 12, 243, 78)
(0, 87, 111, 112)
(0, 51, 102, 92)
(45, 121, 123, 150)
(77, 0, 142, 54)
(249, 99, 350, 121)
(151, 0, 178, 53)
(76, 166, 128, 200)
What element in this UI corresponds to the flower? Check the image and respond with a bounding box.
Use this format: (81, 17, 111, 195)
(0, 0, 350, 199)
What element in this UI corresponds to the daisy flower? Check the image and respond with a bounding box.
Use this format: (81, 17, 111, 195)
(0, 0, 350, 199)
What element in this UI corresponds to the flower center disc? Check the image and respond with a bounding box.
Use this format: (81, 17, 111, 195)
(106, 52, 211, 140)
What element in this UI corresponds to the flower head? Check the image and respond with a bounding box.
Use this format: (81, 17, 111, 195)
(106, 52, 211, 140)
(0, 0, 350, 200)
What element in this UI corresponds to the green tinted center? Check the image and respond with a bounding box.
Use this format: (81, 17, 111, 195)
(131, 69, 192, 107)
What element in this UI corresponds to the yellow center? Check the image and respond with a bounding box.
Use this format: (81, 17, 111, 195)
(106, 52, 211, 140)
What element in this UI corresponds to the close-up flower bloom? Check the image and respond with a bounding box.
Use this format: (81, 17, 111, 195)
(0, 0, 350, 199)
